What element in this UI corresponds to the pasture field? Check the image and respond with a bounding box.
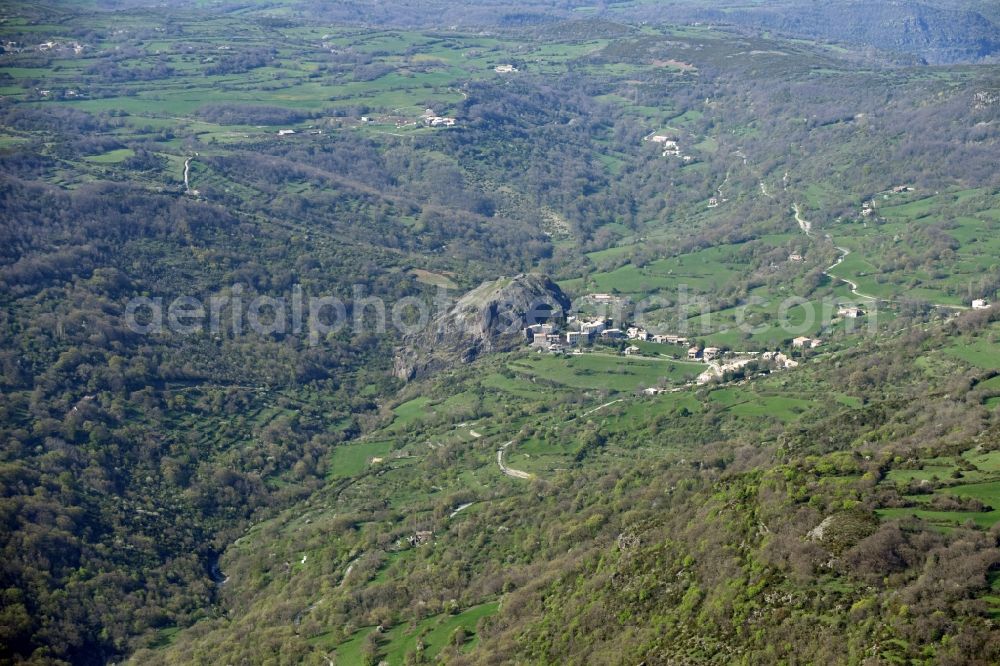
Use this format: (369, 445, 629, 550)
(508, 352, 702, 391)
(327, 440, 395, 478)
(825, 187, 1000, 305)
(322, 601, 500, 664)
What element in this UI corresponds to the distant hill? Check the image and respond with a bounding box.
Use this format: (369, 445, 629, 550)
(646, 1, 1000, 64)
(68, 0, 1000, 64)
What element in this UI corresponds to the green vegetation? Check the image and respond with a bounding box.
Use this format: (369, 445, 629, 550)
(509, 352, 701, 391)
(1, 0, 999, 664)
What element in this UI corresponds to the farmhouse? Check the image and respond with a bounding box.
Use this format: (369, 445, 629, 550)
(687, 346, 701, 360)
(425, 116, 456, 127)
(788, 253, 804, 262)
(624, 345, 641, 356)
(277, 129, 296, 136)
(972, 299, 990, 310)
(775, 353, 798, 368)
(703, 347, 721, 361)
(408, 531, 434, 547)
(792, 336, 822, 349)
(494, 64, 518, 73)
(838, 306, 864, 318)
(601, 328, 625, 340)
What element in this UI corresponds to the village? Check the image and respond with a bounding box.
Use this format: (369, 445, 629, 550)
(514, 288, 893, 391)
(518, 298, 872, 389)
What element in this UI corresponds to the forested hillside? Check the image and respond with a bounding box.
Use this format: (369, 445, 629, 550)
(0, 0, 998, 664)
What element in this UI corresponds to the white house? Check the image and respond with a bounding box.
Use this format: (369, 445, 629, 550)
(972, 299, 989, 310)
(626, 327, 649, 341)
(838, 306, 864, 318)
(624, 345, 641, 356)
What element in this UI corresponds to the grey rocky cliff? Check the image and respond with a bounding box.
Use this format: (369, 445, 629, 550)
(394, 273, 570, 380)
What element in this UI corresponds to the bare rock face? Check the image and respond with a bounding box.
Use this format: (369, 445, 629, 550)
(394, 273, 570, 380)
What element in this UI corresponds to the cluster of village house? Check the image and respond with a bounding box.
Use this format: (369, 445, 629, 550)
(275, 107, 457, 136)
(862, 185, 914, 217)
(647, 133, 694, 163)
(525, 317, 692, 357)
(523, 302, 874, 361)
(1, 39, 86, 55)
(421, 108, 456, 127)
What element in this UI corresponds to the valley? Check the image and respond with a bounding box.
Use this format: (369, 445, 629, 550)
(0, 1, 999, 664)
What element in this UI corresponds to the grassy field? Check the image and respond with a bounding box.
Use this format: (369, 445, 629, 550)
(562, 244, 744, 298)
(323, 601, 500, 664)
(708, 387, 817, 422)
(945, 339, 1000, 370)
(509, 352, 703, 392)
(881, 446, 1000, 528)
(327, 440, 395, 478)
(826, 187, 1000, 305)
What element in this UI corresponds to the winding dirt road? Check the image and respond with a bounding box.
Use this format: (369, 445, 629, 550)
(497, 441, 532, 480)
(794, 202, 965, 309)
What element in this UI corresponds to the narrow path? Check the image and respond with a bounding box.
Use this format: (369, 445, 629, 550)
(581, 398, 624, 417)
(339, 556, 360, 587)
(823, 244, 876, 302)
(792, 202, 812, 236)
(796, 203, 876, 300)
(497, 441, 532, 480)
(794, 202, 965, 310)
(183, 156, 196, 195)
(449, 502, 474, 518)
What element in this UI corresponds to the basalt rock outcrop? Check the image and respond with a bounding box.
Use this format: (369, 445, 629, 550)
(394, 273, 570, 380)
